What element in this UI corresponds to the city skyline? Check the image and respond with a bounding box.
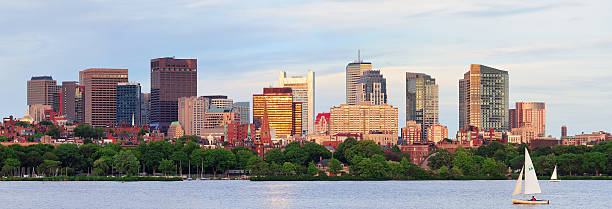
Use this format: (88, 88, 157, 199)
(2, 0, 611, 137)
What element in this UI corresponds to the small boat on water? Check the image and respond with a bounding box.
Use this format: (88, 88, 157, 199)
(511, 148, 550, 205)
(549, 166, 560, 182)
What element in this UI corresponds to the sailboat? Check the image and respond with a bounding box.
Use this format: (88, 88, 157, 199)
(549, 166, 560, 182)
(511, 148, 550, 204)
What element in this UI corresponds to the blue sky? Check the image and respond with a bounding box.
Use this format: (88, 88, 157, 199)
(1, 0, 610, 137)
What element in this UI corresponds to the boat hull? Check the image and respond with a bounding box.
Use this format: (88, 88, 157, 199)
(512, 199, 549, 204)
(549, 179, 560, 182)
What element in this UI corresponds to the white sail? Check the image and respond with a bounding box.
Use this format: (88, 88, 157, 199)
(524, 148, 542, 194)
(551, 166, 558, 180)
(512, 167, 524, 196)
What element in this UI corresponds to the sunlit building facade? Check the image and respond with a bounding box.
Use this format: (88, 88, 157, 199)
(459, 64, 509, 132)
(178, 96, 207, 136)
(426, 124, 448, 143)
(329, 103, 398, 136)
(357, 70, 387, 105)
(279, 70, 315, 135)
(233, 102, 250, 124)
(509, 102, 545, 137)
(253, 88, 302, 137)
(406, 72, 438, 140)
(346, 58, 372, 105)
(79, 68, 129, 127)
(401, 121, 422, 144)
(27, 76, 61, 113)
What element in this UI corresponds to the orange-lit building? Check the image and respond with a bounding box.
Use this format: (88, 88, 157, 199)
(401, 121, 422, 144)
(253, 88, 302, 137)
(426, 124, 448, 143)
(510, 102, 546, 136)
(329, 103, 398, 136)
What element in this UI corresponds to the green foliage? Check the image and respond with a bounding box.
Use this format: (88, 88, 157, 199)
(38, 121, 53, 126)
(453, 151, 476, 175)
(247, 156, 268, 176)
(113, 150, 139, 176)
(44, 125, 61, 138)
(281, 162, 296, 175)
(158, 159, 176, 176)
(234, 149, 255, 170)
(428, 149, 453, 170)
(481, 158, 500, 176)
(327, 158, 343, 174)
(307, 162, 318, 176)
(582, 152, 607, 175)
(93, 158, 110, 176)
(207, 149, 235, 177)
(264, 149, 284, 164)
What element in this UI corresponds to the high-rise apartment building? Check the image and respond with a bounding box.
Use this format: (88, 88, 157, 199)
(509, 102, 546, 136)
(427, 124, 448, 143)
(357, 70, 387, 105)
(253, 88, 302, 137)
(459, 64, 509, 132)
(116, 83, 141, 125)
(27, 76, 61, 113)
(401, 121, 422, 144)
(406, 73, 438, 139)
(279, 70, 315, 134)
(329, 103, 398, 136)
(61, 81, 78, 122)
(346, 54, 372, 105)
(561, 125, 567, 137)
(178, 96, 207, 136)
(233, 102, 250, 124)
(140, 93, 150, 125)
(203, 107, 238, 129)
(211, 98, 233, 109)
(79, 68, 128, 127)
(150, 57, 197, 133)
(75, 85, 85, 123)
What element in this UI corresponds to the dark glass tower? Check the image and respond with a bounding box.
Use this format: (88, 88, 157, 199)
(116, 83, 141, 125)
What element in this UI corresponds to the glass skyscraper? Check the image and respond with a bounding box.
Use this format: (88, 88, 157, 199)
(406, 72, 438, 141)
(459, 64, 509, 131)
(116, 83, 141, 125)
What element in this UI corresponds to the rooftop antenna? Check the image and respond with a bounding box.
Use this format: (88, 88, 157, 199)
(358, 49, 361, 62)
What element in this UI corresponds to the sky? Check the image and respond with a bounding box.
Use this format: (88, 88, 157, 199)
(1, 0, 610, 137)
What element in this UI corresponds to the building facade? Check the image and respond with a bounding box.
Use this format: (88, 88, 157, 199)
(314, 113, 330, 136)
(203, 107, 238, 129)
(61, 81, 78, 122)
(79, 68, 129, 127)
(356, 70, 387, 105)
(426, 124, 448, 143)
(406, 72, 438, 140)
(346, 58, 372, 105)
(509, 102, 546, 137)
(253, 88, 302, 137)
(459, 64, 509, 132)
(150, 57, 197, 133)
(329, 104, 398, 136)
(279, 70, 315, 135)
(140, 93, 150, 125)
(401, 121, 422, 144)
(27, 76, 60, 113)
(116, 83, 141, 125)
(178, 96, 207, 136)
(233, 102, 250, 125)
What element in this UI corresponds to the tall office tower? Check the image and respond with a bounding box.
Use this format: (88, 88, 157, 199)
(406, 72, 439, 140)
(509, 102, 546, 136)
(150, 57, 197, 133)
(75, 85, 85, 123)
(178, 96, 207, 136)
(203, 107, 238, 129)
(561, 125, 567, 137)
(79, 68, 129, 127)
(253, 88, 302, 137)
(233, 102, 250, 124)
(458, 64, 509, 132)
(356, 70, 387, 105)
(329, 103, 398, 136)
(346, 52, 372, 105)
(211, 98, 233, 109)
(140, 93, 150, 125)
(27, 76, 61, 113)
(61, 81, 78, 122)
(116, 83, 142, 126)
(279, 70, 315, 134)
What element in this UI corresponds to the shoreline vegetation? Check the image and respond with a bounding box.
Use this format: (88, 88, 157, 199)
(0, 176, 182, 181)
(0, 135, 610, 182)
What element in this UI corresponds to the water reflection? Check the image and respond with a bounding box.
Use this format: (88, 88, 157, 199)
(264, 183, 295, 209)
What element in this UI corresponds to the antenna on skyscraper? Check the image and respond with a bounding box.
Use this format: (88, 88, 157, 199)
(358, 49, 361, 62)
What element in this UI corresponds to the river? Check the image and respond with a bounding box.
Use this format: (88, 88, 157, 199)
(1, 180, 609, 208)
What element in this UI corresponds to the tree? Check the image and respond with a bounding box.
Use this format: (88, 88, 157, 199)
(327, 158, 343, 174)
(582, 152, 607, 175)
(45, 125, 61, 139)
(235, 149, 255, 170)
(534, 153, 557, 176)
(39, 160, 62, 176)
(93, 158, 110, 176)
(158, 159, 177, 176)
(246, 156, 268, 176)
(557, 153, 580, 176)
(207, 149, 235, 178)
(1, 158, 20, 176)
(170, 150, 188, 176)
(38, 121, 53, 126)
(438, 165, 450, 177)
(177, 135, 201, 144)
(264, 149, 284, 164)
(428, 149, 453, 170)
(453, 151, 475, 176)
(335, 137, 357, 163)
(113, 150, 140, 176)
(307, 161, 318, 176)
(54, 144, 83, 168)
(481, 158, 500, 176)
(281, 162, 296, 175)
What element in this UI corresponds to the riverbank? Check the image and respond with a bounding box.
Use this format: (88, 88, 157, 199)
(249, 175, 509, 181)
(0, 176, 183, 181)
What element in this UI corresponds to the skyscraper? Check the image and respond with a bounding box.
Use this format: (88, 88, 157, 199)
(459, 64, 509, 132)
(233, 102, 250, 124)
(253, 88, 302, 137)
(140, 93, 150, 125)
(116, 82, 141, 125)
(561, 125, 567, 137)
(279, 70, 315, 134)
(61, 81, 78, 122)
(75, 85, 85, 123)
(79, 68, 129, 127)
(178, 96, 206, 136)
(150, 57, 197, 133)
(406, 72, 438, 139)
(356, 70, 387, 105)
(510, 102, 546, 136)
(346, 53, 372, 105)
(27, 76, 60, 113)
